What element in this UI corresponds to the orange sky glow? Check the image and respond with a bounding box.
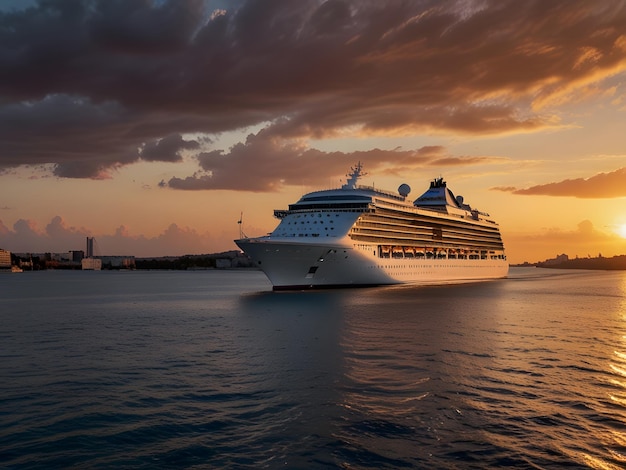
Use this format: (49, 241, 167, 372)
(1, 0, 626, 264)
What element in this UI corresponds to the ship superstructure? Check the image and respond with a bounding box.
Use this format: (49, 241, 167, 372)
(235, 163, 508, 289)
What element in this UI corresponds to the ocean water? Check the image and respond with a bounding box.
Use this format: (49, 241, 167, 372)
(1, 267, 626, 469)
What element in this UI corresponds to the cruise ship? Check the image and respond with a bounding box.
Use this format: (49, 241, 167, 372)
(235, 163, 508, 289)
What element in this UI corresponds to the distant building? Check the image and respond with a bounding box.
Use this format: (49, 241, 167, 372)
(70, 250, 84, 263)
(86, 237, 95, 258)
(215, 258, 232, 269)
(100, 256, 136, 269)
(82, 257, 102, 270)
(82, 237, 101, 270)
(0, 248, 11, 269)
(216, 251, 255, 268)
(49, 252, 70, 263)
(542, 253, 569, 266)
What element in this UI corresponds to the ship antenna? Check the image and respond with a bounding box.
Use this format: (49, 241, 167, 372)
(238, 212, 248, 239)
(342, 161, 367, 189)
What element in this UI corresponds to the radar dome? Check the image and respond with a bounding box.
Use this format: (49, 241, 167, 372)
(398, 184, 411, 197)
(456, 195, 464, 204)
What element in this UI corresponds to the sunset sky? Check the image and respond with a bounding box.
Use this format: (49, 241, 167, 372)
(1, 0, 626, 264)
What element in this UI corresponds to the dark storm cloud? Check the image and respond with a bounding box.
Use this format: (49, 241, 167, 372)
(492, 167, 626, 198)
(140, 134, 201, 162)
(1, 0, 625, 183)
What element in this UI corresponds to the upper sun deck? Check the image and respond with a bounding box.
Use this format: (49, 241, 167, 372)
(299, 185, 406, 203)
(273, 186, 404, 219)
(274, 164, 495, 224)
(291, 161, 406, 206)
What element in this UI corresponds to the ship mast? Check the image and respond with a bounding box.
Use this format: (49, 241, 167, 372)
(238, 212, 248, 239)
(342, 161, 367, 189)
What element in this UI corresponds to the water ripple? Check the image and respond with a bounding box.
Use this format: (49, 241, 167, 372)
(3, 269, 626, 468)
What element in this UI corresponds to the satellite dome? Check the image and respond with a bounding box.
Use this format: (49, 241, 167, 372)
(456, 195, 464, 204)
(398, 184, 411, 197)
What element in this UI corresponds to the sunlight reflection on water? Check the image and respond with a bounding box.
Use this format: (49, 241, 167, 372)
(3, 268, 626, 468)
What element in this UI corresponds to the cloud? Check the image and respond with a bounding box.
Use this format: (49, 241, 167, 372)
(1, 0, 625, 180)
(98, 223, 223, 257)
(493, 167, 626, 198)
(0, 216, 92, 253)
(0, 216, 233, 257)
(0, 95, 139, 177)
(165, 131, 466, 191)
(431, 155, 508, 166)
(139, 134, 200, 162)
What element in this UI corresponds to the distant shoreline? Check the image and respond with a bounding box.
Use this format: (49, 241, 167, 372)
(512, 255, 626, 271)
(6, 250, 255, 271)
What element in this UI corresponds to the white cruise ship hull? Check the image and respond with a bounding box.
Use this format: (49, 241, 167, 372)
(236, 237, 508, 290)
(236, 164, 509, 290)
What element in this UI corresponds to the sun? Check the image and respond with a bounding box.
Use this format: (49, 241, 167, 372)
(618, 224, 626, 239)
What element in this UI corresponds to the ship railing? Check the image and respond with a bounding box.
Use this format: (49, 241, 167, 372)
(375, 244, 506, 260)
(355, 185, 405, 201)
